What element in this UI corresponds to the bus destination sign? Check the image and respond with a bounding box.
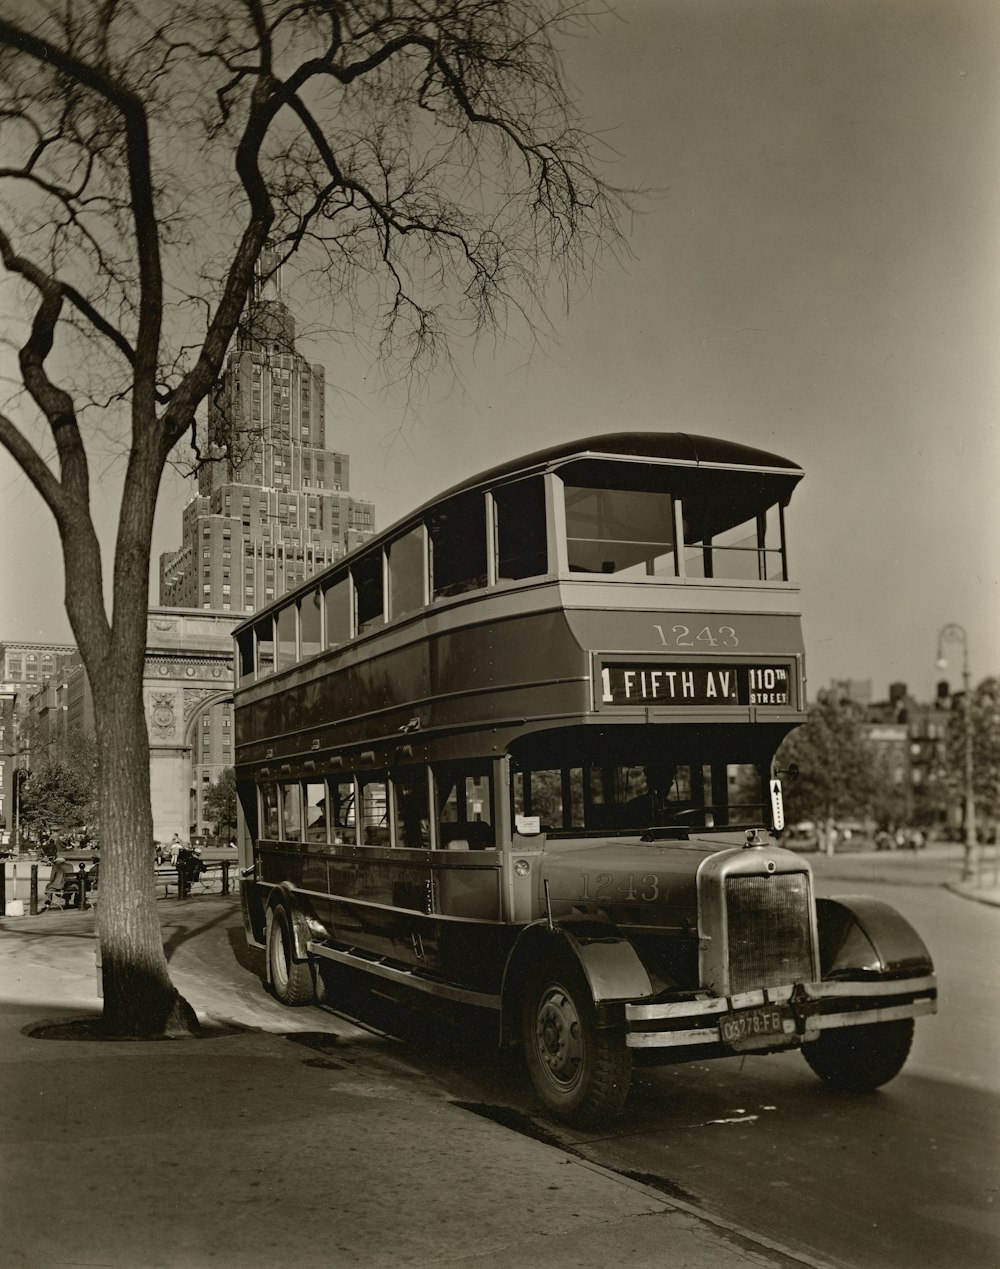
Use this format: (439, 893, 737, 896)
(600, 662, 791, 707)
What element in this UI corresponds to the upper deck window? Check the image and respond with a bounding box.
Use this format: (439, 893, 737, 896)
(353, 552, 385, 634)
(563, 473, 676, 578)
(324, 573, 351, 647)
(684, 500, 785, 581)
(275, 604, 297, 672)
(237, 628, 255, 684)
(557, 459, 791, 583)
(494, 476, 548, 581)
(430, 491, 488, 598)
(387, 526, 427, 620)
(299, 589, 322, 659)
(253, 617, 275, 678)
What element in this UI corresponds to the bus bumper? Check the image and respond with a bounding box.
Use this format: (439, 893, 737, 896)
(624, 973, 937, 1049)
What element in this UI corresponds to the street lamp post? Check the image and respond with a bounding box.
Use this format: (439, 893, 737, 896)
(13, 766, 27, 855)
(937, 623, 977, 882)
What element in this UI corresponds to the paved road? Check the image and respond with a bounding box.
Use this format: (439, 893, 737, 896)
(554, 874, 1000, 1269)
(173, 857, 998, 1269)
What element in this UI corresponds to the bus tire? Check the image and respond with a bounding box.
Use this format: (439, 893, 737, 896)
(521, 958, 631, 1127)
(802, 1018, 913, 1092)
(267, 905, 315, 1006)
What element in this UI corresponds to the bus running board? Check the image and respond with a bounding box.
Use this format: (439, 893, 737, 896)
(307, 941, 501, 1011)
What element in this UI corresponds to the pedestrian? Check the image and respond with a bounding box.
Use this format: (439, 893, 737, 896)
(176, 844, 205, 898)
(169, 832, 182, 866)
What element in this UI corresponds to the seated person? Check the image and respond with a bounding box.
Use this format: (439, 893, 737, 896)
(624, 762, 686, 828)
(42, 856, 74, 907)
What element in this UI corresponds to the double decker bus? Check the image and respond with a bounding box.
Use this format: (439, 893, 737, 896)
(233, 432, 936, 1126)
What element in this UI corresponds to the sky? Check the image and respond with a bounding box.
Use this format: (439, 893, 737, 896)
(1, 0, 997, 703)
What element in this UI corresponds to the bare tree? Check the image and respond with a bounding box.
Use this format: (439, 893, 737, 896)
(0, 1, 625, 1035)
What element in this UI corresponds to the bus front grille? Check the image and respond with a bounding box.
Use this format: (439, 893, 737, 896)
(725, 873, 814, 995)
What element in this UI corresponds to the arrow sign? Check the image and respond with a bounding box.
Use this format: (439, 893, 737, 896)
(770, 779, 785, 831)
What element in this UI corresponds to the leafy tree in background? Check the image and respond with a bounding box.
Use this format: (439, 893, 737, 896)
(19, 758, 96, 845)
(933, 677, 1000, 840)
(776, 693, 880, 830)
(203, 768, 237, 842)
(0, 2, 625, 1036)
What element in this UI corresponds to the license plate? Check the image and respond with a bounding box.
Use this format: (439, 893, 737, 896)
(719, 1006, 785, 1046)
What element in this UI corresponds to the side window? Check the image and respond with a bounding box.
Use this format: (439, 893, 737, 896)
(304, 780, 327, 842)
(358, 775, 389, 845)
(254, 617, 274, 678)
(763, 504, 786, 580)
(324, 573, 351, 647)
(437, 764, 494, 849)
(260, 783, 280, 839)
(299, 589, 322, 659)
(353, 553, 384, 634)
(494, 476, 548, 581)
(394, 770, 431, 848)
(326, 779, 356, 844)
(237, 629, 255, 685)
(430, 491, 487, 598)
(275, 604, 297, 671)
(387, 526, 426, 621)
(280, 782, 302, 840)
(526, 769, 563, 829)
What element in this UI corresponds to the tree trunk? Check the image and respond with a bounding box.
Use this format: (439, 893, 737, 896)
(92, 670, 198, 1036)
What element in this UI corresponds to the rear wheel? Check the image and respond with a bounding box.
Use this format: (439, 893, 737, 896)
(802, 1018, 914, 1091)
(267, 905, 315, 1006)
(521, 959, 631, 1127)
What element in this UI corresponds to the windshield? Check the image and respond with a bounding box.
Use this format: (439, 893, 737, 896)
(511, 757, 767, 836)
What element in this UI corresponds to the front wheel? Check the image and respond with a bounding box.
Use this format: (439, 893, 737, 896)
(521, 959, 631, 1127)
(802, 1018, 914, 1091)
(267, 905, 315, 1006)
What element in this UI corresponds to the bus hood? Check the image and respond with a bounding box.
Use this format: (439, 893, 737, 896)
(537, 830, 784, 929)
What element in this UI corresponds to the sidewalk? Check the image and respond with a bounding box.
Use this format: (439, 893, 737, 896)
(0, 898, 828, 1269)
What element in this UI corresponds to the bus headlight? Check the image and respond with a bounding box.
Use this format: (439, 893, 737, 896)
(514, 859, 530, 877)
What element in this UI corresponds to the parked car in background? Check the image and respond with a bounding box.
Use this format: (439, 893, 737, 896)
(786, 820, 818, 850)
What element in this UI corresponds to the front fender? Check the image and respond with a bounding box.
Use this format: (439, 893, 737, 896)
(816, 895, 934, 978)
(499, 917, 654, 1045)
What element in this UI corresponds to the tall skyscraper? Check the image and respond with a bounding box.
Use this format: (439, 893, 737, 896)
(154, 254, 376, 831)
(159, 253, 375, 613)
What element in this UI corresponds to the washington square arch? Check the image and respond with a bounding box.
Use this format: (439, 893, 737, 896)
(143, 608, 239, 842)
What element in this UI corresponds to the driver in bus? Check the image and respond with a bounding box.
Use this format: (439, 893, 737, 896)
(625, 762, 679, 828)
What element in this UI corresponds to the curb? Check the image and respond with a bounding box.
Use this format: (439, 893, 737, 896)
(945, 883, 1000, 908)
